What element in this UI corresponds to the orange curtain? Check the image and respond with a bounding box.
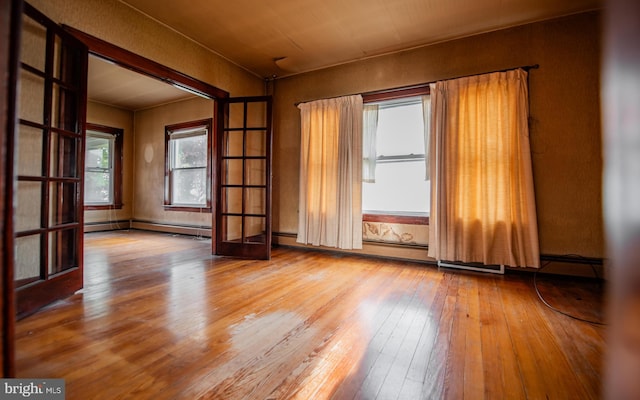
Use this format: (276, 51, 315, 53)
(428, 69, 540, 268)
(297, 95, 363, 249)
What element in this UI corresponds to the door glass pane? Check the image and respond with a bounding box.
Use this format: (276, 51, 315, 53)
(224, 130, 243, 157)
(247, 102, 266, 128)
(50, 132, 78, 178)
(57, 39, 85, 85)
(221, 187, 243, 214)
(228, 102, 245, 129)
(19, 70, 44, 124)
(52, 84, 79, 132)
(16, 181, 42, 232)
(222, 159, 243, 185)
(18, 125, 43, 176)
(244, 217, 266, 243)
(49, 182, 78, 226)
(246, 130, 266, 157)
(52, 34, 62, 80)
(20, 15, 46, 71)
(171, 169, 206, 205)
(222, 216, 242, 242)
(49, 229, 78, 275)
(245, 159, 266, 186)
(245, 188, 265, 215)
(15, 235, 41, 283)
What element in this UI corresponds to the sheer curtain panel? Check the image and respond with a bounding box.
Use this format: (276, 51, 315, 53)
(362, 104, 379, 183)
(422, 91, 433, 180)
(428, 69, 540, 268)
(297, 95, 364, 249)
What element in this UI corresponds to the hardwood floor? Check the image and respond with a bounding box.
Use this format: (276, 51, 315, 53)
(15, 230, 605, 399)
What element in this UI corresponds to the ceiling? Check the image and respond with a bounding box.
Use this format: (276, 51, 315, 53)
(88, 0, 602, 110)
(88, 55, 196, 111)
(119, 0, 601, 78)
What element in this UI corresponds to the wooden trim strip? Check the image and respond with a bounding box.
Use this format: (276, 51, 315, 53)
(363, 213, 429, 225)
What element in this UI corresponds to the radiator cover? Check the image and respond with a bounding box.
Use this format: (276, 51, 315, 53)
(437, 260, 505, 275)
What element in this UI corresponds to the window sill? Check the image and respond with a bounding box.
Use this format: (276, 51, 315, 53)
(85, 203, 123, 211)
(164, 205, 212, 213)
(363, 213, 429, 225)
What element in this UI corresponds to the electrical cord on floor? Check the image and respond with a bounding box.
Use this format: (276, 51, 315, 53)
(533, 256, 607, 326)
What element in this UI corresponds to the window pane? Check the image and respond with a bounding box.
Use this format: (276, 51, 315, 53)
(362, 160, 430, 214)
(172, 135, 206, 168)
(85, 171, 111, 203)
(377, 99, 424, 157)
(172, 168, 206, 205)
(85, 133, 113, 204)
(86, 136, 112, 169)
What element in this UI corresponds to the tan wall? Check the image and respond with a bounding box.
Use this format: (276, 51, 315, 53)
(273, 11, 603, 259)
(28, 0, 264, 97)
(133, 97, 213, 228)
(85, 101, 134, 225)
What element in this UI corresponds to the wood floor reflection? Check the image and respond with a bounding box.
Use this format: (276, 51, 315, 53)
(15, 230, 605, 399)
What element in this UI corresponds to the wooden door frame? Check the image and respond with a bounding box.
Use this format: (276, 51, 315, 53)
(1, 0, 22, 378)
(64, 27, 229, 255)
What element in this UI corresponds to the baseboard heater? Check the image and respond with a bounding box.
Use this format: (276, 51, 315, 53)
(437, 260, 505, 275)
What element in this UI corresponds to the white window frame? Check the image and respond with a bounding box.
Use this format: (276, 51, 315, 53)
(362, 93, 430, 219)
(164, 118, 212, 211)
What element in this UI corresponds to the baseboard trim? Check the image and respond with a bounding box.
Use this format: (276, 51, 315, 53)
(272, 231, 432, 265)
(272, 232, 605, 278)
(130, 220, 212, 238)
(84, 220, 131, 233)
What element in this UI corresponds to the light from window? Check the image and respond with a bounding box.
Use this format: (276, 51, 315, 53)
(362, 96, 430, 215)
(168, 126, 208, 206)
(85, 132, 114, 205)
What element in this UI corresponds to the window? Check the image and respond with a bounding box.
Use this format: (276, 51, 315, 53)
(164, 118, 212, 211)
(85, 123, 123, 209)
(362, 88, 430, 223)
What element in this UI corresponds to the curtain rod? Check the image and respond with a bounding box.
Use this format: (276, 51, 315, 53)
(294, 64, 539, 106)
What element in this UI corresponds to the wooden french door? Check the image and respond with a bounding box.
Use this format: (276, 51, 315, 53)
(14, 3, 87, 318)
(215, 96, 272, 260)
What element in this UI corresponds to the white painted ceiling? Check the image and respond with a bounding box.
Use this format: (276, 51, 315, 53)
(89, 0, 602, 110)
(88, 55, 196, 111)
